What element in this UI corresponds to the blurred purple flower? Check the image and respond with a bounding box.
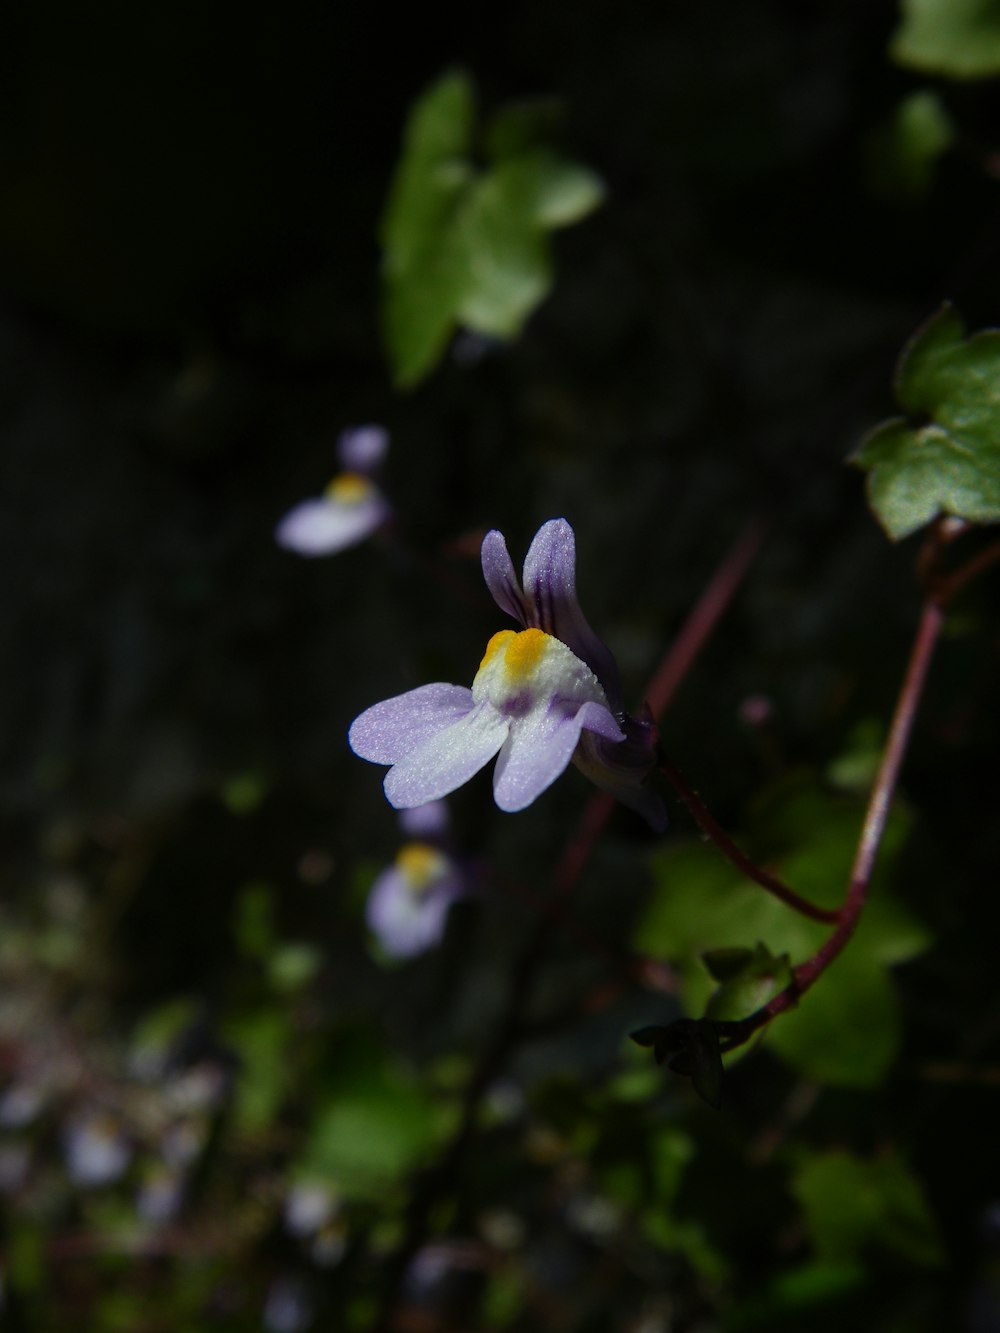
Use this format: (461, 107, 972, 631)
(366, 841, 466, 958)
(276, 424, 391, 557)
(63, 1113, 131, 1188)
(349, 519, 666, 828)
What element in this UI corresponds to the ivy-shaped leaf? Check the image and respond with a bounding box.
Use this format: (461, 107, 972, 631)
(381, 70, 605, 387)
(852, 305, 1000, 540)
(891, 0, 1000, 80)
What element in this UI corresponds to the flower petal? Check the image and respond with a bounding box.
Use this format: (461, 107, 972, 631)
(383, 703, 509, 808)
(481, 529, 530, 624)
(275, 495, 387, 556)
(521, 519, 623, 707)
(349, 684, 474, 765)
(492, 699, 623, 813)
(337, 424, 389, 474)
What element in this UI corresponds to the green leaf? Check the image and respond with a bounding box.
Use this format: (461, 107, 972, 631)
(380, 71, 476, 388)
(381, 72, 604, 386)
(454, 168, 552, 337)
(792, 1149, 945, 1267)
(704, 943, 792, 1023)
(891, 0, 1000, 79)
(852, 305, 1000, 539)
(634, 776, 930, 1085)
(298, 1029, 451, 1198)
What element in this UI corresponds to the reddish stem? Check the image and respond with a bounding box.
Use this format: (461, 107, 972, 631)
(719, 596, 944, 1049)
(657, 750, 840, 924)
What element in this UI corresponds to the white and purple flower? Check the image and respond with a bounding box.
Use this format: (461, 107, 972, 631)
(276, 424, 391, 557)
(366, 837, 467, 959)
(349, 519, 666, 829)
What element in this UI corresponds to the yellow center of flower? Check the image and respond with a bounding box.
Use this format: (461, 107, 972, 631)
(478, 627, 548, 683)
(325, 472, 374, 504)
(395, 842, 447, 895)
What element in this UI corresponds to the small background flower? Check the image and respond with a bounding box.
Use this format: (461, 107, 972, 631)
(276, 424, 391, 556)
(366, 803, 469, 958)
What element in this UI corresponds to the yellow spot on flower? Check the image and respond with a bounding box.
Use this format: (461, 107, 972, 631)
(479, 630, 515, 671)
(503, 628, 549, 682)
(395, 842, 447, 894)
(325, 472, 374, 504)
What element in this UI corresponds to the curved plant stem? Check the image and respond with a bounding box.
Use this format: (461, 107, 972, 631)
(656, 749, 841, 924)
(717, 596, 944, 1053)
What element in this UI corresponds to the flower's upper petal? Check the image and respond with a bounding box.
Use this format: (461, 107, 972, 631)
(481, 529, 530, 625)
(337, 424, 389, 474)
(349, 684, 474, 765)
(365, 864, 462, 958)
(493, 699, 624, 813)
(275, 494, 387, 556)
(521, 519, 623, 708)
(383, 703, 509, 808)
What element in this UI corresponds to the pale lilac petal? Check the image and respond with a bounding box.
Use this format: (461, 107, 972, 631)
(349, 684, 474, 765)
(492, 700, 623, 813)
(365, 865, 462, 958)
(398, 800, 450, 838)
(574, 699, 627, 743)
(481, 529, 529, 624)
(384, 704, 508, 808)
(521, 519, 622, 706)
(337, 425, 389, 474)
(275, 495, 387, 556)
(491, 710, 581, 812)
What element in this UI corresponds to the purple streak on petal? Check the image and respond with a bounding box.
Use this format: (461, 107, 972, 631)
(337, 425, 390, 474)
(275, 495, 388, 556)
(521, 519, 623, 708)
(384, 704, 508, 808)
(365, 864, 463, 958)
(398, 800, 450, 838)
(481, 529, 530, 625)
(349, 684, 474, 765)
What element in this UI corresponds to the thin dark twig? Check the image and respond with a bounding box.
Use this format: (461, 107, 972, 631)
(657, 749, 841, 924)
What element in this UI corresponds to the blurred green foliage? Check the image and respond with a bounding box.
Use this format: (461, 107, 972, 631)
(892, 0, 1000, 78)
(381, 70, 604, 386)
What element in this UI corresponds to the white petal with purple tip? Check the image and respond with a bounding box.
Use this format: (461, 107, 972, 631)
(349, 684, 474, 765)
(492, 700, 622, 812)
(383, 704, 509, 808)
